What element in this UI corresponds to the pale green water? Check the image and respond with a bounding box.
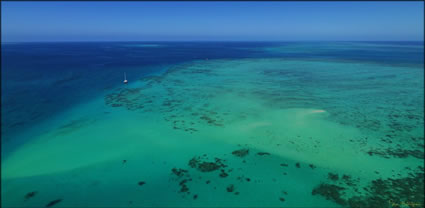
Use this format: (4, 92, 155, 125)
(2, 58, 424, 207)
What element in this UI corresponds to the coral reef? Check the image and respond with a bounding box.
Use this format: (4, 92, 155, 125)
(226, 184, 235, 192)
(45, 199, 62, 207)
(24, 191, 37, 200)
(232, 148, 249, 157)
(367, 148, 424, 159)
(312, 184, 346, 205)
(328, 173, 339, 181)
(312, 168, 424, 208)
(188, 156, 226, 172)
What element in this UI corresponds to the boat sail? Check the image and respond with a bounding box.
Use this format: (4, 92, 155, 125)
(123, 72, 128, 84)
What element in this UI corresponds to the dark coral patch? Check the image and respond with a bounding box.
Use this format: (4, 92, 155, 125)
(226, 184, 235, 192)
(45, 199, 62, 207)
(366, 148, 424, 159)
(312, 184, 346, 205)
(328, 173, 339, 181)
(232, 148, 249, 157)
(180, 184, 189, 193)
(172, 168, 188, 177)
(188, 156, 226, 172)
(198, 162, 221, 172)
(219, 170, 229, 178)
(313, 170, 424, 208)
(24, 191, 37, 200)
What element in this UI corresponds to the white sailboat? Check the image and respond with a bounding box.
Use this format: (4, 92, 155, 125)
(123, 72, 128, 84)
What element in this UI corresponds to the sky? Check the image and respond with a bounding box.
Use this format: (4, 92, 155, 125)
(1, 1, 424, 42)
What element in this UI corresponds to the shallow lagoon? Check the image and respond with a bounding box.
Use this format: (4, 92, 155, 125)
(1, 42, 424, 207)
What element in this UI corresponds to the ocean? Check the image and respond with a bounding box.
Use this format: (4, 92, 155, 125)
(1, 41, 424, 207)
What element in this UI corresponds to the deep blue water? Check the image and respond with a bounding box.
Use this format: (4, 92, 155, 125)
(1, 41, 423, 147)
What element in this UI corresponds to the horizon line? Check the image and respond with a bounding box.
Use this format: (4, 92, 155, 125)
(2, 40, 424, 44)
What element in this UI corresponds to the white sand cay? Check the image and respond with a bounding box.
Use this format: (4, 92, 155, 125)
(311, 109, 326, 113)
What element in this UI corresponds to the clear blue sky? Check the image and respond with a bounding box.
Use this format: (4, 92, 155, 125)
(1, 1, 424, 42)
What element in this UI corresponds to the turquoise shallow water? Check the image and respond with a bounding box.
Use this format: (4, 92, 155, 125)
(1, 42, 424, 207)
